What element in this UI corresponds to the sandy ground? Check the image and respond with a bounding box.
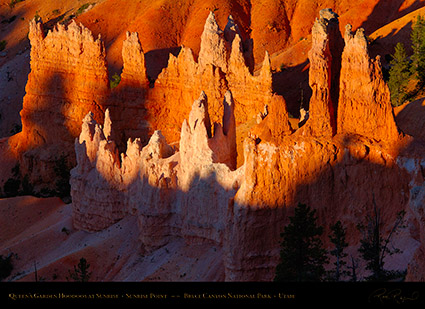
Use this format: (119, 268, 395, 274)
(0, 196, 224, 282)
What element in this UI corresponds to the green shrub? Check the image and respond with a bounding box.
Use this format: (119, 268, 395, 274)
(9, 0, 25, 8)
(75, 3, 94, 16)
(0, 40, 7, 52)
(110, 73, 121, 89)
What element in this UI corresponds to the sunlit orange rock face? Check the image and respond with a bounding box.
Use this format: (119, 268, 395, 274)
(6, 19, 109, 191)
(67, 8, 425, 281)
(298, 8, 343, 137)
(146, 12, 275, 144)
(3, 4, 425, 282)
(337, 24, 401, 146)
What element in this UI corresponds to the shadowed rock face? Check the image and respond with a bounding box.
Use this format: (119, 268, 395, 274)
(68, 9, 425, 281)
(2, 7, 425, 282)
(70, 91, 240, 250)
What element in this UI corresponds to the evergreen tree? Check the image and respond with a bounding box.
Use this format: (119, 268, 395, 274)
(388, 42, 411, 107)
(67, 258, 92, 282)
(274, 203, 328, 282)
(357, 201, 406, 281)
(328, 221, 349, 281)
(410, 15, 425, 83)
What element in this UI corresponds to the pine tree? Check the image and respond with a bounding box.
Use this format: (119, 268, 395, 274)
(274, 203, 328, 282)
(328, 221, 349, 281)
(388, 42, 411, 107)
(410, 15, 425, 83)
(67, 258, 92, 282)
(357, 201, 406, 281)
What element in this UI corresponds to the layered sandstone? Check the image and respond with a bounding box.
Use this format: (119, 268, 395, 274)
(71, 91, 241, 253)
(2, 5, 425, 282)
(7, 19, 109, 192)
(108, 31, 151, 148)
(146, 12, 278, 145)
(299, 8, 343, 137)
(337, 24, 401, 145)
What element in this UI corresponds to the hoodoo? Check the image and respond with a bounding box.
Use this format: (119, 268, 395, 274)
(2, 4, 425, 283)
(7, 19, 109, 193)
(337, 24, 401, 145)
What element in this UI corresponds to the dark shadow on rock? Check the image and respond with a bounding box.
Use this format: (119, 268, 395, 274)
(396, 97, 425, 141)
(369, 21, 414, 67)
(272, 60, 311, 118)
(360, 0, 424, 35)
(145, 46, 182, 82)
(226, 132, 419, 280)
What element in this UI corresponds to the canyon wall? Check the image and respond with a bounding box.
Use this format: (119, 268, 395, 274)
(71, 91, 241, 251)
(70, 9, 425, 281)
(2, 8, 425, 281)
(5, 19, 110, 193)
(1, 12, 274, 194)
(146, 12, 276, 145)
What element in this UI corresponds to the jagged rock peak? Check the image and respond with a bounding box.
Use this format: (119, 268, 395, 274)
(55, 20, 102, 44)
(319, 8, 339, 21)
(80, 112, 96, 142)
(302, 8, 342, 137)
(103, 108, 112, 141)
(229, 33, 246, 68)
(30, 18, 105, 56)
(198, 11, 228, 72)
(259, 50, 272, 82)
(204, 11, 223, 35)
(121, 31, 148, 85)
(122, 31, 144, 56)
(125, 31, 141, 44)
(188, 91, 212, 138)
(144, 130, 174, 160)
(313, 8, 339, 37)
(337, 21, 400, 144)
(28, 18, 44, 41)
(344, 24, 368, 51)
